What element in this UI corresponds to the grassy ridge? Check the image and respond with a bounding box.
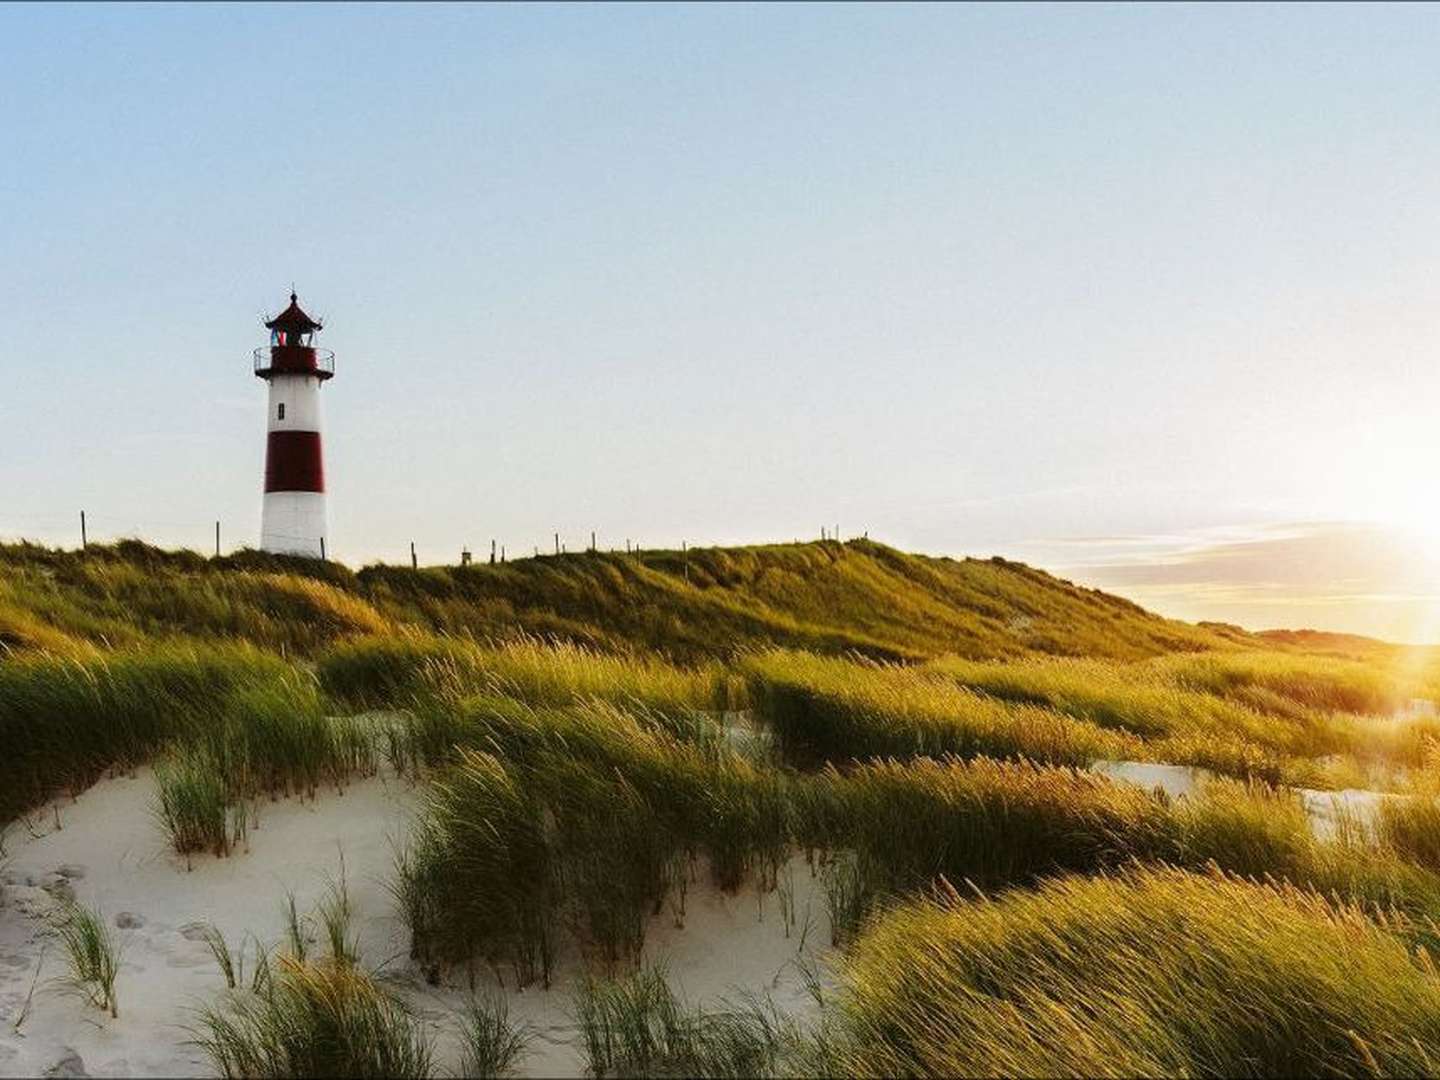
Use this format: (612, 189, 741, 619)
(0, 538, 1242, 661)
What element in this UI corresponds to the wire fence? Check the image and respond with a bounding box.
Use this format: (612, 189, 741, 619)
(0, 511, 863, 569)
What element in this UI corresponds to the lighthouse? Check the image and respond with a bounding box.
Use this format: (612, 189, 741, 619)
(254, 292, 334, 557)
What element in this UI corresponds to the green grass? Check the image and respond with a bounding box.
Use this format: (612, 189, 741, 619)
(828, 867, 1440, 1078)
(193, 954, 433, 1079)
(317, 631, 736, 714)
(750, 648, 1440, 787)
(746, 650, 1136, 770)
(148, 676, 380, 859)
(0, 537, 1244, 662)
(50, 899, 123, 1019)
(396, 700, 791, 984)
(801, 756, 1440, 942)
(457, 993, 532, 1078)
(0, 642, 299, 823)
(575, 965, 799, 1079)
(154, 744, 232, 859)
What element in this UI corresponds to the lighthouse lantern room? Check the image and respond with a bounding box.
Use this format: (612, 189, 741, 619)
(253, 291, 335, 557)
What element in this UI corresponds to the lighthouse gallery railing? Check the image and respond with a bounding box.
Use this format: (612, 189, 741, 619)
(253, 347, 335, 378)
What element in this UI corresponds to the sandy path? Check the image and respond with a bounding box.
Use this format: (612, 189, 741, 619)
(0, 770, 829, 1078)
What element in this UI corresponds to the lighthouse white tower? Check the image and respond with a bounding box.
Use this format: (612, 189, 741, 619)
(254, 292, 334, 557)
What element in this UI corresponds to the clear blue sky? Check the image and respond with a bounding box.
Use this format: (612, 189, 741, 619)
(6, 3, 1440, 637)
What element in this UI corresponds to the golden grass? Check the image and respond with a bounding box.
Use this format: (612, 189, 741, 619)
(830, 867, 1440, 1077)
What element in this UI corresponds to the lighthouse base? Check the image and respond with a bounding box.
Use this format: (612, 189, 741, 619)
(261, 491, 328, 558)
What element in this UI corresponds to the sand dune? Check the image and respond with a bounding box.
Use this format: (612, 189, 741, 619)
(0, 770, 829, 1078)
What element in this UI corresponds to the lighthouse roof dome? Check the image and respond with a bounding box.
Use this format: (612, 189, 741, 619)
(265, 292, 322, 334)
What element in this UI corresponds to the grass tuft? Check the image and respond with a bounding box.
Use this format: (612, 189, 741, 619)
(50, 899, 123, 1019)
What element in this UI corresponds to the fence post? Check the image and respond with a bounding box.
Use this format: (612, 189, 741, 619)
(80, 510, 87, 550)
(490, 539, 496, 565)
(411, 541, 417, 570)
(555, 533, 560, 556)
(590, 530, 596, 553)
(320, 535, 326, 561)
(215, 521, 221, 558)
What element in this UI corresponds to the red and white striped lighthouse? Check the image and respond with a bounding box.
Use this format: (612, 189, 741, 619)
(254, 292, 334, 557)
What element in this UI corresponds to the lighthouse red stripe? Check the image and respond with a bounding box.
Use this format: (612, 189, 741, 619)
(264, 431, 325, 493)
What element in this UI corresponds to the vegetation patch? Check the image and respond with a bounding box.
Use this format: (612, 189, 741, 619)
(828, 867, 1440, 1078)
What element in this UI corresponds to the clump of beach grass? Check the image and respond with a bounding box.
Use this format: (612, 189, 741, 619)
(50, 899, 123, 1019)
(396, 698, 792, 983)
(154, 744, 233, 861)
(150, 676, 380, 859)
(827, 866, 1440, 1078)
(576, 965, 798, 1079)
(0, 642, 297, 824)
(457, 993, 533, 1078)
(193, 953, 433, 1079)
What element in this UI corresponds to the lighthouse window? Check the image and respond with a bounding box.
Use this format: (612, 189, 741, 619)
(277, 403, 286, 421)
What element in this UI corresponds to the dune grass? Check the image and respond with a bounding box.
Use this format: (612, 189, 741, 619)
(193, 872, 432, 1079)
(749, 648, 1440, 787)
(396, 699, 791, 984)
(0, 643, 301, 824)
(0, 540, 387, 655)
(828, 867, 1440, 1078)
(0, 537, 1241, 663)
(801, 755, 1440, 942)
(194, 954, 433, 1079)
(317, 631, 736, 715)
(50, 899, 123, 1019)
(575, 964, 799, 1079)
(149, 676, 380, 859)
(457, 993, 533, 1078)
(745, 650, 1136, 770)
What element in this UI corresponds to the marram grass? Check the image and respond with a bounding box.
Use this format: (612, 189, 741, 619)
(575, 964, 800, 1079)
(828, 867, 1440, 1078)
(317, 630, 736, 714)
(396, 700, 792, 983)
(193, 954, 433, 1079)
(50, 899, 124, 1019)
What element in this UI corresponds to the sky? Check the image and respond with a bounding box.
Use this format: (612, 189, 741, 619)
(4, 3, 1440, 640)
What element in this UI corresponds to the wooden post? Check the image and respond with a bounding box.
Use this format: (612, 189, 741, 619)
(490, 539, 496, 565)
(554, 533, 560, 556)
(215, 520, 221, 558)
(411, 541, 417, 570)
(80, 510, 87, 550)
(590, 530, 596, 552)
(320, 535, 326, 561)
(501, 545, 506, 563)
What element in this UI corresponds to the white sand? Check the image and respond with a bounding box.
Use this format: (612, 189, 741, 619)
(0, 770, 830, 1078)
(1091, 760, 1207, 800)
(1094, 759, 1403, 840)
